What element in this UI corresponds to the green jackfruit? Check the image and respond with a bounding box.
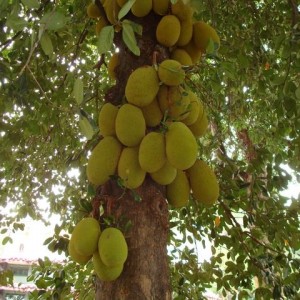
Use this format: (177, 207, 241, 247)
(115, 104, 146, 146)
(118, 147, 146, 189)
(139, 132, 166, 173)
(171, 0, 193, 21)
(158, 59, 185, 86)
(86, 136, 122, 186)
(193, 21, 220, 53)
(182, 91, 201, 125)
(95, 18, 108, 35)
(98, 103, 118, 136)
(150, 160, 177, 185)
(156, 15, 181, 47)
(98, 227, 128, 267)
(131, 0, 152, 17)
(153, 0, 169, 15)
(93, 252, 123, 281)
(187, 159, 219, 206)
(107, 53, 120, 80)
(103, 0, 120, 24)
(166, 122, 198, 170)
(68, 239, 92, 265)
(188, 109, 208, 138)
(71, 217, 101, 257)
(125, 66, 159, 107)
(166, 170, 189, 208)
(171, 49, 193, 66)
(141, 98, 163, 127)
(117, 0, 126, 7)
(87, 3, 102, 18)
(177, 18, 193, 46)
(182, 41, 202, 64)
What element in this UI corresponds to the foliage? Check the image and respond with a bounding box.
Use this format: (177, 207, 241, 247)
(0, 0, 299, 299)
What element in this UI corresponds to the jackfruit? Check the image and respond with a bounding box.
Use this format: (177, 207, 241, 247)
(177, 18, 193, 46)
(193, 21, 220, 53)
(116, 0, 126, 7)
(166, 170, 189, 208)
(150, 160, 177, 185)
(87, 3, 102, 18)
(107, 53, 120, 80)
(71, 217, 101, 257)
(103, 0, 120, 24)
(96, 18, 108, 35)
(139, 132, 166, 173)
(156, 15, 181, 47)
(115, 104, 146, 146)
(182, 91, 202, 125)
(125, 66, 159, 107)
(165, 122, 198, 170)
(171, 0, 193, 21)
(158, 85, 190, 120)
(158, 59, 185, 86)
(188, 109, 208, 138)
(153, 0, 169, 15)
(98, 227, 128, 267)
(86, 136, 122, 186)
(141, 98, 163, 127)
(187, 159, 219, 206)
(68, 239, 92, 265)
(98, 103, 118, 136)
(118, 146, 146, 189)
(182, 41, 202, 64)
(171, 49, 192, 66)
(93, 252, 123, 281)
(131, 0, 152, 17)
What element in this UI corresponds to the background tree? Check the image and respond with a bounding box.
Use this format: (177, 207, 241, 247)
(0, 0, 299, 299)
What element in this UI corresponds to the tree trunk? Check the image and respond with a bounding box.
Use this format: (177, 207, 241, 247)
(95, 178, 171, 300)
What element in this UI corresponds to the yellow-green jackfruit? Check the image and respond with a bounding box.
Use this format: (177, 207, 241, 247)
(125, 66, 159, 107)
(153, 0, 169, 15)
(156, 15, 181, 47)
(150, 160, 177, 185)
(171, 48, 193, 66)
(182, 91, 201, 125)
(86, 136, 122, 186)
(177, 18, 193, 46)
(187, 159, 219, 206)
(166, 170, 190, 208)
(107, 53, 120, 80)
(188, 109, 208, 137)
(118, 146, 146, 189)
(141, 98, 163, 127)
(98, 103, 118, 136)
(98, 227, 128, 267)
(115, 104, 146, 146)
(165, 122, 198, 170)
(139, 132, 166, 173)
(103, 0, 120, 24)
(182, 41, 202, 64)
(171, 0, 193, 21)
(131, 0, 152, 17)
(96, 18, 108, 35)
(87, 3, 102, 18)
(68, 239, 92, 265)
(158, 59, 185, 86)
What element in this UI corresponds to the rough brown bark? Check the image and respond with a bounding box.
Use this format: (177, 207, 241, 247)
(94, 178, 171, 300)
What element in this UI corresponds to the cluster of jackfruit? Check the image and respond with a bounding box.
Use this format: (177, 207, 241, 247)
(68, 217, 128, 281)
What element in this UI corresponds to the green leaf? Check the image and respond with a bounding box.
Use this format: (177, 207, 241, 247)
(122, 20, 140, 56)
(97, 25, 114, 54)
(6, 14, 27, 31)
(40, 32, 53, 57)
(295, 87, 300, 100)
(118, 0, 136, 20)
(79, 115, 94, 140)
(40, 11, 68, 31)
(73, 78, 84, 105)
(2, 236, 13, 245)
(21, 0, 40, 9)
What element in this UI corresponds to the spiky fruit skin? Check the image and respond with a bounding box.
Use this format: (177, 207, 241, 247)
(156, 15, 181, 47)
(125, 66, 159, 107)
(150, 161, 177, 185)
(68, 239, 92, 265)
(182, 41, 202, 64)
(182, 91, 201, 125)
(171, 0, 193, 21)
(131, 0, 152, 17)
(107, 53, 120, 80)
(152, 0, 169, 15)
(139, 132, 166, 173)
(158, 85, 190, 121)
(158, 59, 185, 86)
(141, 98, 163, 127)
(95, 18, 108, 35)
(177, 18, 193, 46)
(118, 147, 146, 189)
(86, 136, 122, 186)
(165, 122, 198, 170)
(87, 3, 102, 18)
(71, 218, 101, 257)
(93, 252, 123, 282)
(115, 104, 146, 147)
(166, 170, 189, 208)
(103, 0, 120, 24)
(188, 109, 208, 138)
(171, 49, 193, 66)
(187, 160, 219, 206)
(98, 103, 118, 136)
(98, 228, 128, 267)
(193, 21, 220, 53)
